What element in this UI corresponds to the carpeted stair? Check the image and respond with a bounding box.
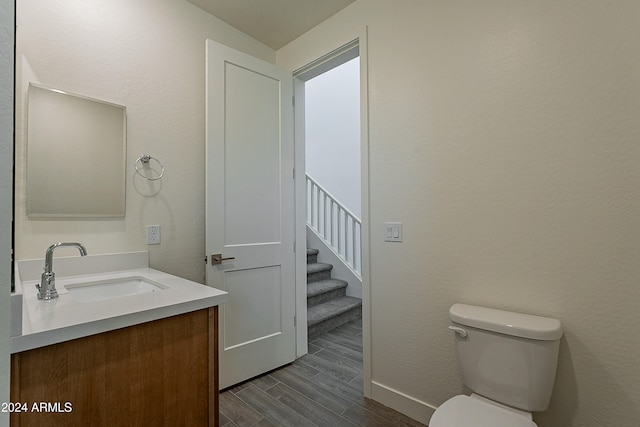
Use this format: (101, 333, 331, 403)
(307, 248, 362, 339)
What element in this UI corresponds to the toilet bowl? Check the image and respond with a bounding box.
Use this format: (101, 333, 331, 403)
(430, 303, 562, 427)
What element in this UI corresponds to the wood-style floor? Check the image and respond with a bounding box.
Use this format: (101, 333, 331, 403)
(220, 319, 427, 427)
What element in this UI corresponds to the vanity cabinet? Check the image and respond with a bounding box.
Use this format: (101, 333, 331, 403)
(10, 307, 219, 427)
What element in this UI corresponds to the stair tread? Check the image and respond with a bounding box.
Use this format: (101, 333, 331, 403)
(307, 297, 362, 326)
(307, 279, 348, 297)
(306, 248, 319, 256)
(306, 262, 333, 274)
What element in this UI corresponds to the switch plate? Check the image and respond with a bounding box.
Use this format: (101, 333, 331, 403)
(384, 222, 402, 242)
(147, 225, 161, 245)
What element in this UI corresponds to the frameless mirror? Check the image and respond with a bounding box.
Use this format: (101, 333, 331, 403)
(26, 83, 126, 218)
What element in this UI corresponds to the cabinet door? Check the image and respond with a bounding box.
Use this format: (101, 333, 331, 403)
(11, 308, 218, 427)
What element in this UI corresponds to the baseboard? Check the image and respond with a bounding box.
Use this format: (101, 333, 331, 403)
(371, 380, 437, 425)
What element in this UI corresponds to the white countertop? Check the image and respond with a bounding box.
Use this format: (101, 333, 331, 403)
(12, 251, 228, 353)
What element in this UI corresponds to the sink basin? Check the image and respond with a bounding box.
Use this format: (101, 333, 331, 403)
(64, 276, 168, 303)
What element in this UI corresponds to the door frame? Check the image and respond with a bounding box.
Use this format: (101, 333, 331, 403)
(292, 31, 372, 397)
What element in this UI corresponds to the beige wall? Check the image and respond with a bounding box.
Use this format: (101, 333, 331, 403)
(12, 0, 640, 425)
(14, 0, 274, 282)
(0, 0, 14, 424)
(278, 1, 640, 426)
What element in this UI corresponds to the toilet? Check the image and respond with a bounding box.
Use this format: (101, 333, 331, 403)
(430, 303, 563, 427)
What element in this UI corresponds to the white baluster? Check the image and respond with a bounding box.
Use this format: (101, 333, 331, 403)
(306, 174, 362, 278)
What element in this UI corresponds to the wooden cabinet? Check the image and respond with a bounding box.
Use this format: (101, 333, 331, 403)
(10, 307, 219, 427)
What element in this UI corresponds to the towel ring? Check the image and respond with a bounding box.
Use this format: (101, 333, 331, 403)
(135, 154, 165, 181)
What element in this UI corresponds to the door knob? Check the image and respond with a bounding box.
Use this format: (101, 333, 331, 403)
(210, 253, 235, 265)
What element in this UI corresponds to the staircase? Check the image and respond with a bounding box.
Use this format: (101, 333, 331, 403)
(306, 248, 362, 339)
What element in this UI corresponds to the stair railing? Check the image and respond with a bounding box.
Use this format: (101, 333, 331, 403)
(306, 174, 361, 278)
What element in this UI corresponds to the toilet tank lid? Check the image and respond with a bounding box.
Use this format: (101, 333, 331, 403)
(449, 304, 563, 341)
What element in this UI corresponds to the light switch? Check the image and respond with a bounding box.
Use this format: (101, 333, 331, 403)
(384, 222, 402, 242)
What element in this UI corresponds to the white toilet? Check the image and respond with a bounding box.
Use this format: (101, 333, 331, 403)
(430, 303, 563, 427)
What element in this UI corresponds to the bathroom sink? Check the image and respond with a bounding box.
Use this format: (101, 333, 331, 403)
(64, 276, 168, 303)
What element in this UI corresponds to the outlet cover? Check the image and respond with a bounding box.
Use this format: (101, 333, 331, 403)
(147, 225, 161, 245)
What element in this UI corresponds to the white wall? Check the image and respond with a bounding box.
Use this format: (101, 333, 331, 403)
(278, 1, 640, 426)
(0, 0, 14, 424)
(14, 0, 274, 282)
(305, 57, 361, 217)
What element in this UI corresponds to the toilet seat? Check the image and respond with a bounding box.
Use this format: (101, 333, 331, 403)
(430, 395, 538, 427)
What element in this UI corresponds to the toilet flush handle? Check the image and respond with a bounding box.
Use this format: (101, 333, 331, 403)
(448, 326, 468, 338)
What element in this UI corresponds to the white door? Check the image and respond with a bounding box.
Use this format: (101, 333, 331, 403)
(205, 40, 296, 389)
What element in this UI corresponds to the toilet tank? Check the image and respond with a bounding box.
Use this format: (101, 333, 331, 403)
(449, 303, 563, 412)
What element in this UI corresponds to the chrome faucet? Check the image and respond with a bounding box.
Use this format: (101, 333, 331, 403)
(37, 242, 88, 301)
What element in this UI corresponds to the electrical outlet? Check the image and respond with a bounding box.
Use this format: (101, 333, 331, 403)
(147, 225, 161, 245)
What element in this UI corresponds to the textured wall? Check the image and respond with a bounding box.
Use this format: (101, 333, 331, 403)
(14, 0, 274, 282)
(278, 1, 640, 425)
(0, 0, 14, 424)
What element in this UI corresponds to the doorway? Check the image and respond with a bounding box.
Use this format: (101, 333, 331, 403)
(292, 40, 369, 396)
(300, 52, 363, 340)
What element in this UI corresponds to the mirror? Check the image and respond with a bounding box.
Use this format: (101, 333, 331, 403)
(26, 83, 126, 218)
